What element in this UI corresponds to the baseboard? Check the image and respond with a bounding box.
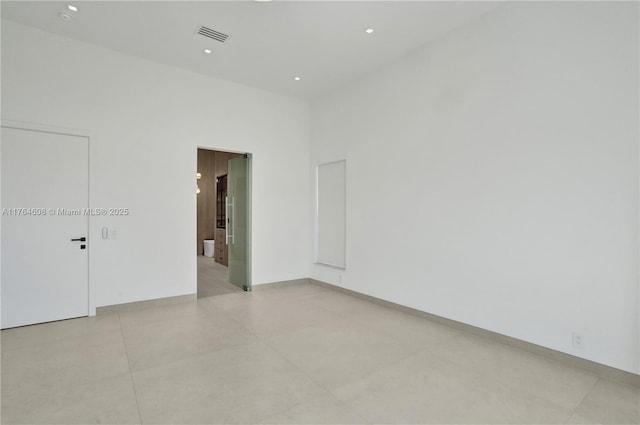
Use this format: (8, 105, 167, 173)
(95, 278, 305, 315)
(96, 293, 197, 316)
(309, 279, 640, 388)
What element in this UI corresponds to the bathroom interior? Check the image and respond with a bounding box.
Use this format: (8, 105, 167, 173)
(197, 147, 244, 298)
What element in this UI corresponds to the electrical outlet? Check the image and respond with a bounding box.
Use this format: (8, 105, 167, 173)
(572, 332, 584, 349)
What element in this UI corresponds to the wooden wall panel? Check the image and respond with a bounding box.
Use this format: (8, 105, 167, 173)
(197, 149, 242, 259)
(197, 149, 216, 255)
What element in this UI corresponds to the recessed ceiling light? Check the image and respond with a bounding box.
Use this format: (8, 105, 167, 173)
(203, 49, 212, 54)
(67, 4, 78, 12)
(255, 0, 273, 2)
(293, 76, 301, 81)
(365, 28, 374, 34)
(58, 11, 73, 21)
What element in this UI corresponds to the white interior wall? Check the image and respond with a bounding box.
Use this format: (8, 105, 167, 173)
(2, 2, 638, 376)
(310, 2, 639, 374)
(1, 20, 311, 310)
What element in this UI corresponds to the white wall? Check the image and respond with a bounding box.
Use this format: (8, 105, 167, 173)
(1, 20, 311, 310)
(310, 2, 639, 374)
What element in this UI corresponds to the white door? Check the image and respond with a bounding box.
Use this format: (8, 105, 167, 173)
(1, 127, 89, 329)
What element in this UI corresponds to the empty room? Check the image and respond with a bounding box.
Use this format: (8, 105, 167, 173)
(1, 1, 638, 424)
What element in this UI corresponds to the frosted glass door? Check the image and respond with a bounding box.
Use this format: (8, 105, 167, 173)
(227, 154, 251, 290)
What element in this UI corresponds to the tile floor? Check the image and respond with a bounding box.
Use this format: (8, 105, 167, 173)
(1, 281, 638, 424)
(197, 255, 243, 298)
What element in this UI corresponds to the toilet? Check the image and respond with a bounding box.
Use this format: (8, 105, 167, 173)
(203, 240, 215, 258)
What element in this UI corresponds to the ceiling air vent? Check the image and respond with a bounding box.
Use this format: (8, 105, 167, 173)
(197, 26, 229, 43)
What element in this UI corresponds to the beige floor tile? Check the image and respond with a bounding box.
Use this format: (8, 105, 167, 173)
(118, 297, 222, 330)
(569, 379, 640, 425)
(122, 309, 257, 372)
(332, 350, 485, 424)
(299, 289, 390, 317)
(429, 332, 598, 409)
(565, 412, 604, 424)
(264, 318, 422, 390)
(459, 381, 575, 424)
(197, 255, 243, 298)
(1, 314, 121, 352)
(1, 281, 635, 425)
(2, 330, 130, 390)
(199, 282, 241, 298)
(345, 304, 460, 348)
(199, 290, 263, 315)
(133, 341, 328, 424)
(1, 373, 141, 424)
(332, 347, 587, 425)
(261, 394, 367, 424)
(231, 297, 342, 337)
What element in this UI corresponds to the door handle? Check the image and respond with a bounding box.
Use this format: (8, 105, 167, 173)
(71, 237, 86, 242)
(225, 196, 234, 245)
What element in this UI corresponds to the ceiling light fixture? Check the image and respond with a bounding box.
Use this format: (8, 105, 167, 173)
(203, 49, 212, 54)
(293, 76, 301, 81)
(254, 0, 273, 2)
(365, 28, 374, 34)
(67, 4, 78, 12)
(58, 11, 73, 21)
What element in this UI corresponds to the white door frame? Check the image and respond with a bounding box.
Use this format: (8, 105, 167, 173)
(0, 119, 96, 317)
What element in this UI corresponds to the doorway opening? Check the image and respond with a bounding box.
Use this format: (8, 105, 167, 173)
(196, 148, 251, 298)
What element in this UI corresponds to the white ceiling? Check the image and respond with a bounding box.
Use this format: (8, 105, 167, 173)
(1, 1, 502, 100)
